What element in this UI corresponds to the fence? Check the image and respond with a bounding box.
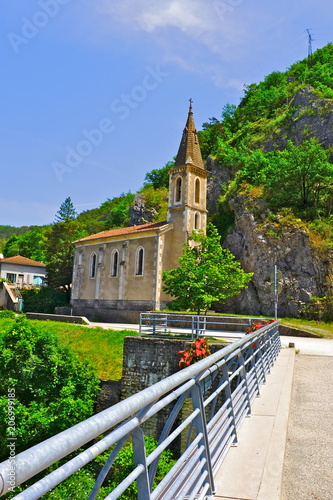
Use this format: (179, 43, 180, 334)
(139, 312, 262, 339)
(0, 320, 280, 500)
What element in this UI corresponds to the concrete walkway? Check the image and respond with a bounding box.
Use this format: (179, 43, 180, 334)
(281, 354, 333, 500)
(212, 347, 295, 500)
(212, 336, 333, 500)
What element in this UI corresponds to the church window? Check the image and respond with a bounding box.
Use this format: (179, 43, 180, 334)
(135, 247, 144, 276)
(90, 253, 97, 278)
(194, 212, 200, 229)
(195, 178, 200, 204)
(175, 177, 182, 203)
(111, 250, 118, 277)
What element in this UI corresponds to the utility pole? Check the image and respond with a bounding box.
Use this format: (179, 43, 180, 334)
(306, 28, 314, 59)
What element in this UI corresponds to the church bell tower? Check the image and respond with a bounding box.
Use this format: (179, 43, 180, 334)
(167, 100, 208, 247)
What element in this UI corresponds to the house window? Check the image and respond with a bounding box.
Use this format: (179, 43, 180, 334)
(195, 178, 200, 204)
(194, 212, 200, 229)
(6, 273, 16, 283)
(175, 177, 182, 203)
(135, 247, 144, 276)
(111, 250, 119, 277)
(90, 253, 97, 278)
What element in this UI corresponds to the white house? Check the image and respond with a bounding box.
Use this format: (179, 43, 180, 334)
(0, 255, 47, 287)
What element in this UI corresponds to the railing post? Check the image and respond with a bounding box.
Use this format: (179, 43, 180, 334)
(222, 363, 238, 446)
(132, 428, 151, 500)
(239, 350, 252, 416)
(191, 383, 215, 496)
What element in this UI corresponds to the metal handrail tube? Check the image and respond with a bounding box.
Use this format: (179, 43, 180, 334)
(150, 434, 203, 500)
(103, 464, 145, 500)
(0, 321, 279, 499)
(187, 470, 209, 500)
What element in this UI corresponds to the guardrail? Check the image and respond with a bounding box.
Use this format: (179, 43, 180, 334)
(139, 312, 266, 339)
(0, 320, 280, 500)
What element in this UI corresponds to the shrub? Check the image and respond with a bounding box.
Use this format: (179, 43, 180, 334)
(21, 286, 69, 314)
(301, 296, 333, 322)
(0, 310, 15, 319)
(0, 315, 100, 461)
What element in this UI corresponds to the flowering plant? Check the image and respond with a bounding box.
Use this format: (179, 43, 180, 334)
(245, 319, 275, 348)
(245, 319, 275, 334)
(178, 337, 211, 368)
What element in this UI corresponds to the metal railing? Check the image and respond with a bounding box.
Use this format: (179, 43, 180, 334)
(139, 312, 265, 339)
(0, 321, 280, 500)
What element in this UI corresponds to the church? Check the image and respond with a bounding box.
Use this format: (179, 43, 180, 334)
(70, 102, 208, 322)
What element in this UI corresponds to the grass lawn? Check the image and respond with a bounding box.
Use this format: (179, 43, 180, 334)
(280, 318, 333, 339)
(0, 318, 138, 380)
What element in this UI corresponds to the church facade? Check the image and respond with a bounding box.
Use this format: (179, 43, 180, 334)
(70, 102, 207, 321)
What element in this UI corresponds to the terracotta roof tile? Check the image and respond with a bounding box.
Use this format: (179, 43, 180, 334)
(0, 255, 46, 267)
(73, 221, 170, 244)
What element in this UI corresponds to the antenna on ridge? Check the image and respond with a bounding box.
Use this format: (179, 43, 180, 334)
(306, 28, 314, 58)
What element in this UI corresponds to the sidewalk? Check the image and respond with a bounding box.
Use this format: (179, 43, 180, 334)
(281, 354, 333, 500)
(212, 347, 295, 500)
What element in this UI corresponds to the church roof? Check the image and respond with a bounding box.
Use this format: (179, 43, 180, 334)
(0, 255, 46, 267)
(73, 221, 171, 244)
(174, 100, 205, 169)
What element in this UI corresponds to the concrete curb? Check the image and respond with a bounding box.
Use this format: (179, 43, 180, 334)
(212, 347, 295, 500)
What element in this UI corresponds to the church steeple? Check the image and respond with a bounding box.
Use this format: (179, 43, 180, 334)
(174, 99, 205, 170)
(167, 101, 208, 249)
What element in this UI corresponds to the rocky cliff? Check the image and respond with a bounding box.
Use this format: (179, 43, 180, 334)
(218, 196, 333, 317)
(264, 86, 333, 152)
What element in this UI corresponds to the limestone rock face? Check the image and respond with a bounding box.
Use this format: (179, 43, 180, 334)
(129, 193, 157, 226)
(206, 156, 232, 212)
(219, 196, 333, 317)
(265, 86, 333, 151)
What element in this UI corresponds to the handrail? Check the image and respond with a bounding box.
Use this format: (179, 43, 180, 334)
(0, 320, 280, 500)
(139, 311, 270, 339)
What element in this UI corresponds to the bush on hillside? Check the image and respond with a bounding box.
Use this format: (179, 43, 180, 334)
(0, 315, 100, 462)
(21, 286, 69, 314)
(301, 296, 333, 322)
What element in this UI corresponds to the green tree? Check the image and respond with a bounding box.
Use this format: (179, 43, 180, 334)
(238, 139, 333, 218)
(104, 193, 135, 230)
(266, 139, 333, 216)
(45, 220, 85, 292)
(144, 161, 174, 190)
(162, 224, 253, 314)
(0, 316, 100, 461)
(3, 234, 20, 257)
(54, 197, 77, 223)
(16, 227, 48, 262)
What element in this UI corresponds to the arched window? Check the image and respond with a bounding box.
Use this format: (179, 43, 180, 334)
(195, 178, 200, 204)
(175, 177, 182, 203)
(90, 253, 97, 278)
(111, 250, 118, 277)
(135, 247, 144, 276)
(194, 212, 200, 229)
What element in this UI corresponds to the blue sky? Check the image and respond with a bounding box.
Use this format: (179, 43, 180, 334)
(1, 0, 333, 227)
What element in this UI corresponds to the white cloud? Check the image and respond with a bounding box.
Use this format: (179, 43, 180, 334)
(95, 0, 214, 34)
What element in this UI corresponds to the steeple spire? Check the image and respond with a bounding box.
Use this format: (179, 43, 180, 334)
(174, 99, 205, 169)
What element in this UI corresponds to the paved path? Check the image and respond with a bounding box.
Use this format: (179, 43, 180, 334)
(281, 354, 333, 500)
(212, 348, 295, 500)
(212, 336, 333, 500)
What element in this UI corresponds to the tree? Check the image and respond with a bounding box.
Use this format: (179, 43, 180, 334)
(54, 197, 77, 223)
(45, 220, 86, 292)
(144, 161, 174, 190)
(162, 224, 253, 314)
(0, 315, 100, 461)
